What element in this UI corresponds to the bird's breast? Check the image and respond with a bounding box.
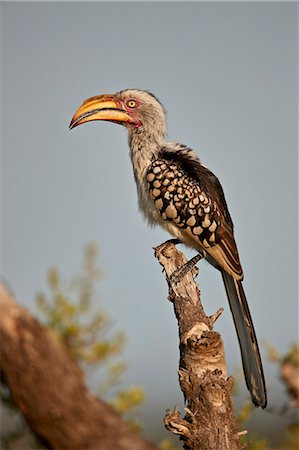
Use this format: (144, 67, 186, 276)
(137, 176, 163, 226)
(136, 174, 200, 247)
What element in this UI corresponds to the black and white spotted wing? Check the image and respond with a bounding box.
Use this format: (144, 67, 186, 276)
(146, 154, 243, 281)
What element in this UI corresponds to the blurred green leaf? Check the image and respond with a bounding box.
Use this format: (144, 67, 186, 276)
(1, 243, 144, 450)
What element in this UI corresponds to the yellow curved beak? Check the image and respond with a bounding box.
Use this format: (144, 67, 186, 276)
(69, 94, 133, 129)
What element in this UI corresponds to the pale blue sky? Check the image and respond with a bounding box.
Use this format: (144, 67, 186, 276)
(1, 1, 298, 445)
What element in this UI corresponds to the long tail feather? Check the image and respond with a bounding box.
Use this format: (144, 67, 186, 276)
(221, 271, 267, 408)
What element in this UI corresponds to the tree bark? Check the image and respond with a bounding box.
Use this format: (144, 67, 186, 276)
(154, 242, 240, 450)
(0, 284, 158, 450)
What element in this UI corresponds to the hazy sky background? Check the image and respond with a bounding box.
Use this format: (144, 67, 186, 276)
(1, 1, 298, 445)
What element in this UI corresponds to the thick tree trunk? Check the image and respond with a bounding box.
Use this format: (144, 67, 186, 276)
(154, 242, 240, 450)
(0, 285, 158, 450)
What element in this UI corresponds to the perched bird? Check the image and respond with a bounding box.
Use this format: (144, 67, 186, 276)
(69, 89, 267, 408)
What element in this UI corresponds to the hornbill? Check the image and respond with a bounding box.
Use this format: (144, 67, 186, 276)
(69, 89, 267, 408)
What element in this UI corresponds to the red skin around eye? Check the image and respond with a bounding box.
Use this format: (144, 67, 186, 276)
(117, 99, 142, 128)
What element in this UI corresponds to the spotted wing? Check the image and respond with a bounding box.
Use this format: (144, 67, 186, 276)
(146, 156, 243, 280)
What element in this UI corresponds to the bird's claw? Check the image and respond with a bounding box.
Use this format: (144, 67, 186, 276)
(169, 271, 182, 287)
(154, 238, 181, 254)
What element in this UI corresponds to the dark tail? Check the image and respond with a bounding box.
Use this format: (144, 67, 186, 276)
(221, 271, 267, 408)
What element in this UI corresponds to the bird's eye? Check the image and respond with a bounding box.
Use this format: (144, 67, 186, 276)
(127, 100, 137, 108)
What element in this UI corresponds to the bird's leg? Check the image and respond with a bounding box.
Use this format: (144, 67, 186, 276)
(169, 251, 204, 286)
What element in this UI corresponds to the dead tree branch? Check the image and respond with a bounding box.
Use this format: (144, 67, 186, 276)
(0, 285, 158, 450)
(154, 242, 240, 450)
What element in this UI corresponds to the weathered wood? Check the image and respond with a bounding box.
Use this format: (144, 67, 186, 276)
(154, 242, 240, 450)
(0, 285, 158, 450)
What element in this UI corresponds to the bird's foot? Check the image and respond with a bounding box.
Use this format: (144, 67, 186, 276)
(169, 252, 203, 286)
(154, 238, 181, 253)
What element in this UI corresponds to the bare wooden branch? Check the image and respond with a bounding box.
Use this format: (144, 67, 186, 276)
(0, 285, 158, 450)
(154, 242, 240, 450)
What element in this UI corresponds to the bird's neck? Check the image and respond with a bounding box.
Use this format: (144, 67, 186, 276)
(128, 126, 166, 185)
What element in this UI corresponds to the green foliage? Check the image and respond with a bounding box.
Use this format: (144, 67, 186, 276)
(110, 386, 145, 414)
(264, 340, 299, 367)
(236, 400, 254, 426)
(281, 422, 299, 449)
(159, 439, 176, 449)
(236, 398, 270, 449)
(247, 439, 269, 450)
(1, 244, 144, 449)
(282, 343, 299, 367)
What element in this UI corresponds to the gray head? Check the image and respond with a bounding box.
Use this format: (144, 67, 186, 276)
(69, 88, 167, 143)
